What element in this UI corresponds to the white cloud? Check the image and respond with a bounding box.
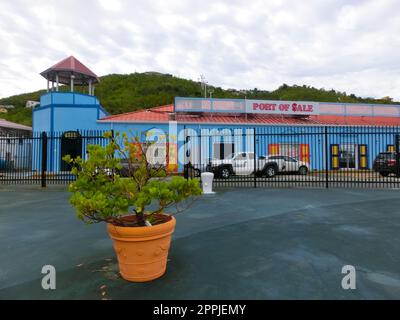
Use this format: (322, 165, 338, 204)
(0, 0, 399, 100)
(98, 0, 121, 12)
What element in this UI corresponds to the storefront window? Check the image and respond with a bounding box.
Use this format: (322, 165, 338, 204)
(339, 144, 356, 169)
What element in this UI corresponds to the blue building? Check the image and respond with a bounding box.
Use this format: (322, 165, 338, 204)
(33, 57, 400, 173)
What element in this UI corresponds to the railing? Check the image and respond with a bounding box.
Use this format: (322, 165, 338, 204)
(40, 92, 100, 107)
(184, 125, 400, 188)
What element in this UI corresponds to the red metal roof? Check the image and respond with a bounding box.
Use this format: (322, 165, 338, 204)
(101, 105, 173, 122)
(99, 104, 400, 126)
(40, 56, 99, 84)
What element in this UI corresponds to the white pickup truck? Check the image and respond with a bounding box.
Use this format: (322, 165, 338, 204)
(208, 152, 309, 179)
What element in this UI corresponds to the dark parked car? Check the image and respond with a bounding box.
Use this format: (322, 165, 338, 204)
(117, 158, 166, 177)
(373, 152, 400, 177)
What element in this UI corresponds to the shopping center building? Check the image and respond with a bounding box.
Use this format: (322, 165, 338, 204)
(32, 56, 400, 172)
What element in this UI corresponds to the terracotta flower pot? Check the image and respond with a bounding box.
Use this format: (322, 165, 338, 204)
(107, 216, 176, 282)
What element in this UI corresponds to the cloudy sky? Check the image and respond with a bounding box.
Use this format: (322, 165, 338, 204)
(0, 0, 399, 99)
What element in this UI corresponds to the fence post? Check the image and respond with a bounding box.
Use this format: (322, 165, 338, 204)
(395, 134, 400, 178)
(253, 128, 257, 188)
(324, 126, 329, 189)
(41, 132, 48, 188)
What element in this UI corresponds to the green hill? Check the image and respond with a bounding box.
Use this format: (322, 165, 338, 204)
(0, 72, 397, 127)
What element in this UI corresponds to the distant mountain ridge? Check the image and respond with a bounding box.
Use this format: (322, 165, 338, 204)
(0, 72, 397, 126)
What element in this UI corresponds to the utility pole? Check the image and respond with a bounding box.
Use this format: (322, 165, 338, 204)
(198, 74, 208, 98)
(240, 90, 248, 121)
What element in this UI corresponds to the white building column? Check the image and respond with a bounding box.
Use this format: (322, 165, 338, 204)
(47, 79, 49, 92)
(70, 74, 75, 92)
(89, 80, 92, 95)
(55, 73, 59, 92)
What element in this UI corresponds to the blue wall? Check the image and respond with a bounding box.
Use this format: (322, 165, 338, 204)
(32, 106, 51, 132)
(53, 107, 101, 131)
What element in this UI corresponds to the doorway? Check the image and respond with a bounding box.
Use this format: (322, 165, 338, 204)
(60, 131, 82, 171)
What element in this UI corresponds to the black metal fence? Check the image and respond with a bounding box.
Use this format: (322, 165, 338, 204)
(184, 126, 400, 188)
(0, 130, 110, 186)
(3, 126, 400, 189)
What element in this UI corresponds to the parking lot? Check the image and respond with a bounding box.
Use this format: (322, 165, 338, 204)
(0, 185, 400, 299)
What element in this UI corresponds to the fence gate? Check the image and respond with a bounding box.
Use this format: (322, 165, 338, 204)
(184, 126, 400, 189)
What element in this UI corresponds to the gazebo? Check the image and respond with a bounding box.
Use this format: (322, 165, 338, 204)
(40, 56, 99, 95)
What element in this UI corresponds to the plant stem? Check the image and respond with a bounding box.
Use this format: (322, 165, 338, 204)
(136, 211, 146, 226)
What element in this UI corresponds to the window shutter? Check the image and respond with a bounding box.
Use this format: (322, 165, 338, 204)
(300, 144, 310, 164)
(331, 144, 339, 170)
(387, 144, 395, 152)
(358, 144, 368, 169)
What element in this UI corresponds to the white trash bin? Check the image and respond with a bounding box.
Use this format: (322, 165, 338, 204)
(201, 172, 215, 194)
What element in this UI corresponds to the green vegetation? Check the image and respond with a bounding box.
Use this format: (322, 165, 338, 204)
(64, 132, 202, 227)
(0, 108, 34, 126)
(1, 72, 398, 127)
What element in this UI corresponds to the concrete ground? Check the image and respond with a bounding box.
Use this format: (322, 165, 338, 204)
(0, 185, 400, 299)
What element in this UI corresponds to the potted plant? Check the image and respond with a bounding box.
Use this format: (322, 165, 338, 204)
(63, 132, 202, 282)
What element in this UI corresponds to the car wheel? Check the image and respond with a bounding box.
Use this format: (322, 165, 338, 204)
(298, 166, 308, 175)
(380, 172, 389, 177)
(219, 167, 231, 179)
(264, 166, 276, 178)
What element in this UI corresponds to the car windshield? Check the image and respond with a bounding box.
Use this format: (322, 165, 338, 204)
(234, 153, 247, 160)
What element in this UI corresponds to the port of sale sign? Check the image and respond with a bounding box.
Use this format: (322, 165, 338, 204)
(246, 100, 320, 115)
